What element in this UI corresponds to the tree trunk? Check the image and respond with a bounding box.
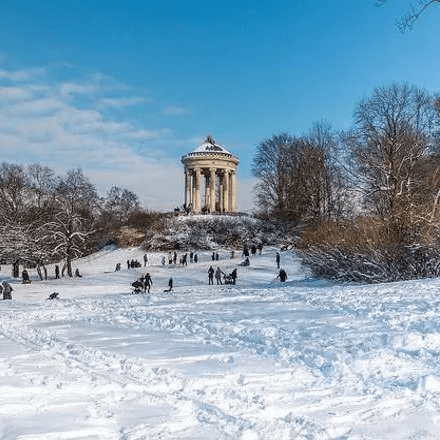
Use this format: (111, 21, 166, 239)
(12, 260, 20, 278)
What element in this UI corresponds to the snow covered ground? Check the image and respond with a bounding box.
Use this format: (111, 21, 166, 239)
(2, 246, 440, 439)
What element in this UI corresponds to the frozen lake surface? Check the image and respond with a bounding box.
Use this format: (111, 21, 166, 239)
(1, 246, 440, 439)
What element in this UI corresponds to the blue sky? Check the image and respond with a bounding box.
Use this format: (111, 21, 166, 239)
(0, 0, 440, 211)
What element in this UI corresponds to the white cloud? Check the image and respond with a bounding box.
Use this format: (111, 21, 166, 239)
(0, 86, 33, 102)
(163, 105, 188, 116)
(99, 97, 149, 108)
(0, 67, 46, 81)
(0, 64, 187, 209)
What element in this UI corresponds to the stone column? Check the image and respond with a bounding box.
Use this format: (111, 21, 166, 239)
(210, 168, 216, 213)
(204, 172, 209, 211)
(223, 170, 229, 212)
(185, 168, 191, 209)
(231, 171, 237, 212)
(194, 167, 201, 213)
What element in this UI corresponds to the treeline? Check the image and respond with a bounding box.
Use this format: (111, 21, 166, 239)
(0, 163, 166, 278)
(253, 82, 440, 282)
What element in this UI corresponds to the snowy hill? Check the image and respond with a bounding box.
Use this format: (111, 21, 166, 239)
(1, 246, 440, 439)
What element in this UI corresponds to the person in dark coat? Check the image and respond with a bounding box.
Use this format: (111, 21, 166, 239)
(1, 281, 13, 300)
(215, 267, 224, 285)
(276, 269, 287, 282)
(230, 268, 237, 285)
(167, 277, 173, 292)
(276, 252, 280, 269)
(208, 266, 214, 285)
(194, 254, 198, 263)
(22, 269, 30, 283)
(143, 273, 153, 293)
(55, 265, 60, 279)
(75, 268, 82, 277)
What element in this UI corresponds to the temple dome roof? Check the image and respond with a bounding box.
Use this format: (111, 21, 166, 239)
(191, 135, 232, 155)
(181, 135, 239, 165)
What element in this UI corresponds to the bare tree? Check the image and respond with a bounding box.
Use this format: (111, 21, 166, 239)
(27, 163, 58, 209)
(345, 83, 440, 242)
(378, 0, 440, 32)
(252, 124, 343, 225)
(0, 162, 31, 223)
(252, 133, 295, 217)
(102, 185, 140, 227)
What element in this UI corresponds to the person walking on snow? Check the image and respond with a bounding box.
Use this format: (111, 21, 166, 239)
(276, 252, 280, 269)
(208, 266, 214, 285)
(215, 267, 224, 285)
(143, 273, 153, 293)
(167, 277, 173, 292)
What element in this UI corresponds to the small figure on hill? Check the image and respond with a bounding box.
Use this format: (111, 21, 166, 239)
(47, 292, 59, 300)
(143, 253, 148, 266)
(173, 252, 177, 264)
(162, 256, 166, 265)
(22, 269, 30, 284)
(212, 252, 216, 261)
(143, 273, 153, 293)
(215, 253, 219, 261)
(208, 266, 214, 285)
(230, 250, 235, 259)
(167, 277, 173, 292)
(194, 254, 198, 263)
(215, 267, 224, 285)
(182, 254, 188, 267)
(239, 257, 250, 267)
(276, 252, 280, 269)
(115, 263, 121, 271)
(55, 265, 60, 279)
(75, 268, 82, 277)
(251, 245, 256, 256)
(276, 269, 288, 282)
(230, 268, 237, 285)
(190, 252, 194, 263)
(1, 281, 13, 300)
(242, 245, 249, 257)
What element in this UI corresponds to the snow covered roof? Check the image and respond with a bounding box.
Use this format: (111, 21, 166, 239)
(181, 135, 239, 164)
(191, 135, 232, 155)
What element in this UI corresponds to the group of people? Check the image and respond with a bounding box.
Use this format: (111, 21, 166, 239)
(132, 272, 154, 293)
(208, 248, 287, 286)
(242, 243, 263, 258)
(208, 266, 238, 285)
(167, 251, 199, 266)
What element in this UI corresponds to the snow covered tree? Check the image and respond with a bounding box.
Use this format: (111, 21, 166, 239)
(42, 168, 99, 277)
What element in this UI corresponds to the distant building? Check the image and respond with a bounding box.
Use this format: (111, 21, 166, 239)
(181, 136, 239, 213)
